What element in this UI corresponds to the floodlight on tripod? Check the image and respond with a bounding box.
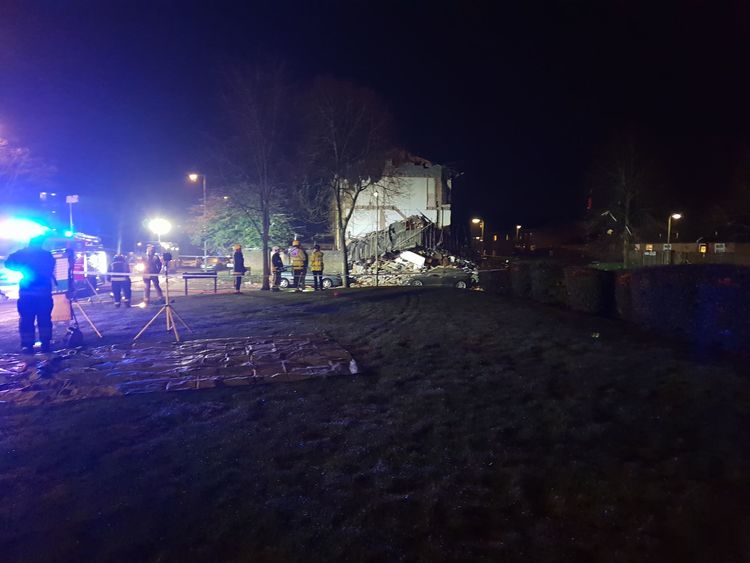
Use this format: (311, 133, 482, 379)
(133, 252, 192, 342)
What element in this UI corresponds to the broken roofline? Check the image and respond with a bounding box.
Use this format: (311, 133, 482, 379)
(384, 149, 461, 179)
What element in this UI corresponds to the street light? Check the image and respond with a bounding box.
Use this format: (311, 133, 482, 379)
(471, 217, 485, 239)
(515, 224, 522, 241)
(471, 218, 485, 256)
(188, 173, 208, 269)
(667, 213, 682, 244)
(147, 217, 172, 244)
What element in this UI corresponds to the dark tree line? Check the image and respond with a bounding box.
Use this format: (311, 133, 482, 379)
(586, 129, 750, 265)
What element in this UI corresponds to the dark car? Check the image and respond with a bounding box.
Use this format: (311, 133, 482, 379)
(405, 267, 473, 289)
(279, 270, 345, 289)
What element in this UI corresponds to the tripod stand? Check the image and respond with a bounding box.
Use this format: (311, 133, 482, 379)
(133, 256, 192, 342)
(62, 253, 102, 338)
(69, 297, 103, 338)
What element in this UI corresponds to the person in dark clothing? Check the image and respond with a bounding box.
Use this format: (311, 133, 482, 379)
(142, 245, 164, 305)
(5, 236, 57, 353)
(232, 244, 247, 294)
(108, 254, 131, 307)
(271, 246, 283, 292)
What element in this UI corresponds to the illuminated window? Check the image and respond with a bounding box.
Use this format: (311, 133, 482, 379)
(645, 244, 654, 252)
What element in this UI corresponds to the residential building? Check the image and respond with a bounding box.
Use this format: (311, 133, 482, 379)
(343, 153, 455, 240)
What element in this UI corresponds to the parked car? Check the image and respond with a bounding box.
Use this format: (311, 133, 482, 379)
(279, 270, 345, 289)
(405, 267, 473, 289)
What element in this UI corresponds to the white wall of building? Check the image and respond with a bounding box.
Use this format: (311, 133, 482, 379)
(346, 171, 452, 239)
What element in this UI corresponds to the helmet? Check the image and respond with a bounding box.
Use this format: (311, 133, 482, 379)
(292, 240, 300, 246)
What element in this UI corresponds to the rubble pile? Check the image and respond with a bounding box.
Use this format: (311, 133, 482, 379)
(351, 249, 478, 287)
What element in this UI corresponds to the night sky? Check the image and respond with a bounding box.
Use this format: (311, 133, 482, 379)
(3, 0, 750, 244)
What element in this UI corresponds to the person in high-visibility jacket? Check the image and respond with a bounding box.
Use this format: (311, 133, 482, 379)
(288, 240, 307, 292)
(310, 244, 324, 291)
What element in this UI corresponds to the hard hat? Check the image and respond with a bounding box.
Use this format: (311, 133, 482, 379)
(292, 240, 300, 246)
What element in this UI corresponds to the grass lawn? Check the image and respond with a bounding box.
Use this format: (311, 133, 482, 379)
(1, 287, 750, 562)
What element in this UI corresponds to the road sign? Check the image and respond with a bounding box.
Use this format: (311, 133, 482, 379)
(663, 243, 672, 251)
(65, 195, 79, 203)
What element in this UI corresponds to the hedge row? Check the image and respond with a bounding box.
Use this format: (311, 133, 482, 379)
(484, 261, 750, 351)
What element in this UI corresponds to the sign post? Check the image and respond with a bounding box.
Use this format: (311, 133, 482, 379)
(65, 195, 79, 232)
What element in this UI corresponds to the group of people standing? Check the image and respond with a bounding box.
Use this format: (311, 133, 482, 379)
(270, 240, 324, 292)
(4, 236, 325, 353)
(108, 244, 165, 307)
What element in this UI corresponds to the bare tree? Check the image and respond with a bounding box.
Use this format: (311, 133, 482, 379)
(0, 136, 56, 199)
(587, 131, 658, 267)
(303, 77, 396, 286)
(213, 64, 294, 290)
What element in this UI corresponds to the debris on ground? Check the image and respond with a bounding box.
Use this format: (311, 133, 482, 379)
(351, 248, 478, 287)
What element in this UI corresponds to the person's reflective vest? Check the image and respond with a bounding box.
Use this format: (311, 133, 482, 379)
(290, 247, 306, 268)
(310, 250, 323, 271)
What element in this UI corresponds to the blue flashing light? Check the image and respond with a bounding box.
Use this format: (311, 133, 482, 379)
(0, 268, 24, 284)
(64, 230, 74, 237)
(0, 218, 49, 242)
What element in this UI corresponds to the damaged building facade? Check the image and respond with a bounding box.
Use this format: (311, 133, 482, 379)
(335, 153, 476, 287)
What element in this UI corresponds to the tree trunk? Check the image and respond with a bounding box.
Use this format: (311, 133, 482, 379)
(622, 194, 631, 268)
(261, 206, 271, 290)
(336, 203, 351, 288)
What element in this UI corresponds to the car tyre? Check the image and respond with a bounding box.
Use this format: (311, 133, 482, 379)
(322, 278, 333, 289)
(411, 279, 424, 286)
(455, 280, 468, 289)
(279, 278, 290, 289)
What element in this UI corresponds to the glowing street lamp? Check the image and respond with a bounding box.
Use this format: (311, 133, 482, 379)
(515, 224, 522, 241)
(148, 217, 172, 244)
(667, 213, 682, 244)
(471, 217, 485, 240)
(188, 172, 208, 268)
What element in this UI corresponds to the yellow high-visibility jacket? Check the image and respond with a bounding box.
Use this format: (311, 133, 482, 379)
(290, 247, 307, 268)
(310, 250, 324, 271)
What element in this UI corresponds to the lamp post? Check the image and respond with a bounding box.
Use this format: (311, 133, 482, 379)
(667, 213, 682, 244)
(471, 217, 484, 255)
(374, 191, 379, 287)
(515, 224, 522, 241)
(65, 195, 79, 232)
(188, 173, 208, 269)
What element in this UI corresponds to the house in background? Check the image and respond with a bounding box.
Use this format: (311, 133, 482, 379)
(343, 152, 455, 240)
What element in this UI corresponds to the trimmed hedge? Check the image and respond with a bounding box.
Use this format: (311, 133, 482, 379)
(510, 262, 531, 297)
(530, 262, 566, 304)
(614, 271, 634, 322)
(478, 269, 510, 294)
(503, 261, 749, 352)
(625, 264, 750, 349)
(564, 266, 614, 316)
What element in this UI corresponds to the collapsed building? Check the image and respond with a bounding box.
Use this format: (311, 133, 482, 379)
(347, 215, 477, 286)
(338, 152, 477, 286)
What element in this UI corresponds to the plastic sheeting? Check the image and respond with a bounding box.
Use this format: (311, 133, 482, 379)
(0, 336, 359, 406)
